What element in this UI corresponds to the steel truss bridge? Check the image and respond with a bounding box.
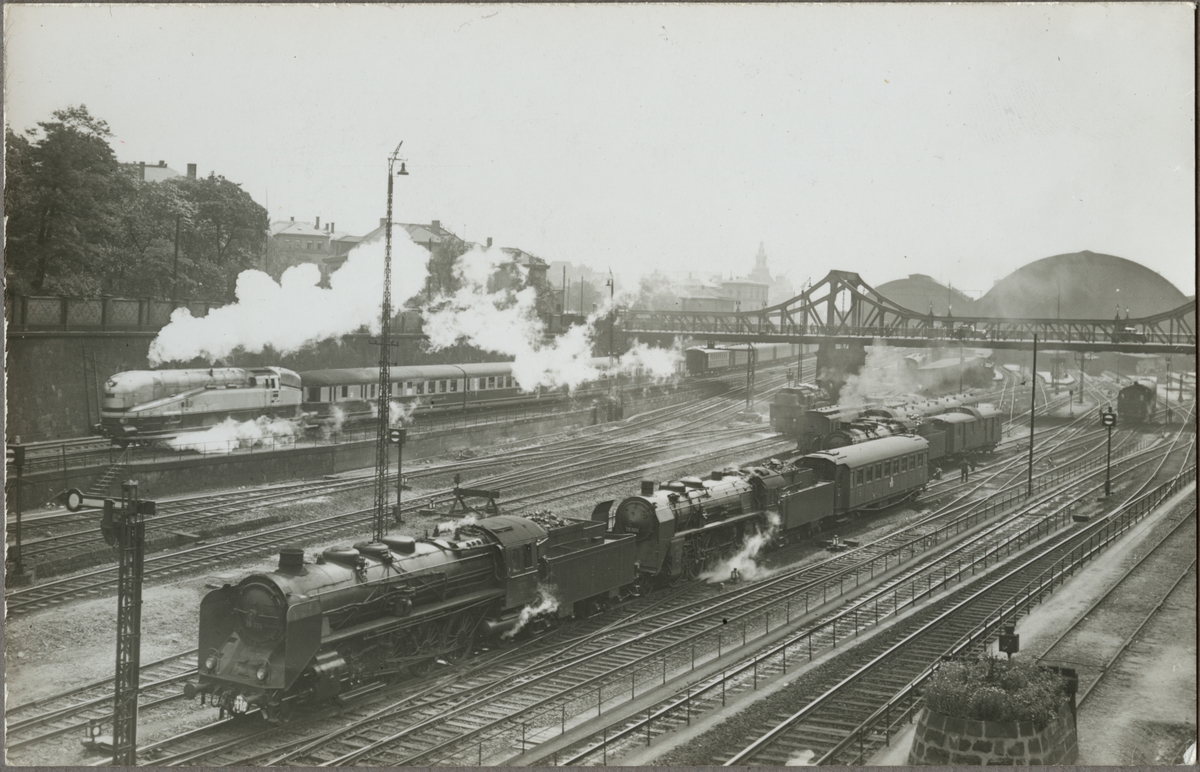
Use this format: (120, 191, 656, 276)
(622, 270, 1196, 355)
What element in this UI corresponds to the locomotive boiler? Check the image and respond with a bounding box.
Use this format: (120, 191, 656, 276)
(186, 514, 634, 719)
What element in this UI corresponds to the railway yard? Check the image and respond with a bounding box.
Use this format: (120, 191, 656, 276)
(4, 353, 1195, 767)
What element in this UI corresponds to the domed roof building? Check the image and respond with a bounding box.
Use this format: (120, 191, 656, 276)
(973, 250, 1188, 320)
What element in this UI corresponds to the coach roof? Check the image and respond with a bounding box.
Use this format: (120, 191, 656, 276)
(803, 435, 930, 468)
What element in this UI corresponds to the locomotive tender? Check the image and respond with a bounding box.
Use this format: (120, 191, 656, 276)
(1117, 378, 1158, 423)
(188, 434, 935, 719)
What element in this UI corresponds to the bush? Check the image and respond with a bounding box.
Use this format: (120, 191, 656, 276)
(923, 656, 1067, 728)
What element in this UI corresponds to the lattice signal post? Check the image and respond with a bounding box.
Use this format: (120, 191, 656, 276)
(372, 143, 408, 543)
(103, 481, 156, 767)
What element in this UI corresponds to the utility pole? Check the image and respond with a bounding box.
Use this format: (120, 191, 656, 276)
(745, 345, 756, 412)
(6, 444, 26, 580)
(1027, 334, 1038, 497)
(606, 271, 615, 367)
(390, 427, 406, 523)
(106, 481, 155, 767)
(371, 143, 408, 544)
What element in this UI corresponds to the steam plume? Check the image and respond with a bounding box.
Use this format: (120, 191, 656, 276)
(148, 226, 430, 365)
(166, 416, 298, 454)
(701, 512, 780, 584)
(424, 245, 681, 390)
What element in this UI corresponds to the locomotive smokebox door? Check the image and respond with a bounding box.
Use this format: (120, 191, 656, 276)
(998, 623, 1019, 658)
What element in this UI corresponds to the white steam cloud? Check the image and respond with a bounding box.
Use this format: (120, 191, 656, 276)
(166, 416, 299, 455)
(837, 340, 916, 407)
(503, 586, 560, 639)
(424, 245, 680, 391)
(701, 512, 781, 584)
(389, 398, 421, 427)
(148, 226, 430, 365)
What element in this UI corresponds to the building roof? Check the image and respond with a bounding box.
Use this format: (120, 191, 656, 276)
(500, 247, 548, 268)
(270, 220, 329, 239)
(121, 161, 184, 182)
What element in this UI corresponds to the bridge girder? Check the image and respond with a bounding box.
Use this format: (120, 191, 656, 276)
(622, 270, 1196, 356)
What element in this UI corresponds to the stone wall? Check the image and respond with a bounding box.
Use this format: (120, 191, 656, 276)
(908, 698, 1078, 766)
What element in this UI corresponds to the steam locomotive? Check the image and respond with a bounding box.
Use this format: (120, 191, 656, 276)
(1116, 379, 1158, 423)
(99, 367, 303, 444)
(186, 434, 931, 719)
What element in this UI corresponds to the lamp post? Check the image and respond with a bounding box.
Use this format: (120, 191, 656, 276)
(1027, 334, 1038, 497)
(371, 143, 408, 544)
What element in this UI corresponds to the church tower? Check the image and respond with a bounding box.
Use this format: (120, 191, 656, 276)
(749, 242, 772, 284)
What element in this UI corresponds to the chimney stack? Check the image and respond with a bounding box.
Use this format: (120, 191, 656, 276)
(330, 222, 335, 233)
(486, 237, 493, 248)
(290, 216, 295, 222)
(315, 216, 320, 229)
(159, 160, 166, 167)
(138, 161, 145, 181)
(432, 219, 441, 230)
(186, 163, 197, 179)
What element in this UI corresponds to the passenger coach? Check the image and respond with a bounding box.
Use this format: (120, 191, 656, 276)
(793, 435, 930, 512)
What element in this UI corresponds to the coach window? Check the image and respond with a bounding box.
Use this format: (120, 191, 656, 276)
(855, 469, 863, 486)
(339, 385, 348, 399)
(450, 380, 458, 392)
(416, 382, 424, 395)
(864, 466, 873, 483)
(883, 460, 891, 476)
(369, 384, 376, 399)
(488, 376, 496, 389)
(875, 463, 882, 479)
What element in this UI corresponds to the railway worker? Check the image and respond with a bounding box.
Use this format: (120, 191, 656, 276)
(730, 567, 741, 583)
(960, 461, 970, 482)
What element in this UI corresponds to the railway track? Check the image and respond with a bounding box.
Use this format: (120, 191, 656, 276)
(118, 406, 1188, 766)
(714, 426, 1194, 765)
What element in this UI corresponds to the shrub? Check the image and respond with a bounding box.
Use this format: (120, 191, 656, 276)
(923, 656, 1067, 728)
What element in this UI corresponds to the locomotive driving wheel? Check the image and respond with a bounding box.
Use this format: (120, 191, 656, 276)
(442, 614, 477, 663)
(681, 541, 703, 581)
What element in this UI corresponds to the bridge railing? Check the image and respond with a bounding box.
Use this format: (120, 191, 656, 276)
(5, 295, 220, 333)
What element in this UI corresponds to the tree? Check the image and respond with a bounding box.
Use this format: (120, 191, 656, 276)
(174, 173, 268, 300)
(4, 105, 130, 295)
(634, 272, 682, 311)
(4, 105, 269, 301)
(423, 237, 470, 301)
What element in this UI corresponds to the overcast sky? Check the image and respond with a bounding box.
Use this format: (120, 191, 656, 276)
(5, 3, 1194, 297)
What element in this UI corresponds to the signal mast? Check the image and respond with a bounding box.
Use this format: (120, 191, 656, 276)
(372, 143, 408, 543)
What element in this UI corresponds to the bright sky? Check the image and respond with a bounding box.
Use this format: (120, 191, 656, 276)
(4, 3, 1194, 297)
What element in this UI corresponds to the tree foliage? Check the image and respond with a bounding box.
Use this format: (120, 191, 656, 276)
(4, 104, 267, 301)
(923, 656, 1067, 728)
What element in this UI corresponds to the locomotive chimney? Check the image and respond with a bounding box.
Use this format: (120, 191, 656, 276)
(640, 480, 656, 496)
(278, 547, 305, 573)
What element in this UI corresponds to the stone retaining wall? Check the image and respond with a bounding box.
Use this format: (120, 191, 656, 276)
(908, 697, 1078, 765)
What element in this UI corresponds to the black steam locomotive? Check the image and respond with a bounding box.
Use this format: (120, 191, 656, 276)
(186, 435, 932, 719)
(1117, 379, 1158, 423)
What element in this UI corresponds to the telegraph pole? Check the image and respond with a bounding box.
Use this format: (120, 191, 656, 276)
(1027, 334, 1038, 497)
(372, 143, 408, 544)
(107, 481, 155, 767)
(6, 444, 26, 580)
(606, 271, 615, 367)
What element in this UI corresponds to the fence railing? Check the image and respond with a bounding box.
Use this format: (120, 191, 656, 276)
(821, 460, 1197, 765)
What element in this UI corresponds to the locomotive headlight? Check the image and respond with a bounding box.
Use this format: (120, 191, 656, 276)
(256, 663, 270, 682)
(205, 655, 218, 672)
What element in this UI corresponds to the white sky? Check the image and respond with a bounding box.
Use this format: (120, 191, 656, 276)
(4, 3, 1195, 297)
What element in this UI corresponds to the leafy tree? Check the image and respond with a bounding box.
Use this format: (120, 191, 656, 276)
(174, 173, 267, 300)
(4, 104, 268, 301)
(4, 105, 130, 295)
(423, 237, 470, 301)
(634, 272, 682, 311)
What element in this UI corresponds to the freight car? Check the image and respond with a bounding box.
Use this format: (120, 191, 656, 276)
(1117, 379, 1157, 423)
(186, 512, 635, 719)
(684, 343, 800, 376)
(98, 367, 302, 445)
